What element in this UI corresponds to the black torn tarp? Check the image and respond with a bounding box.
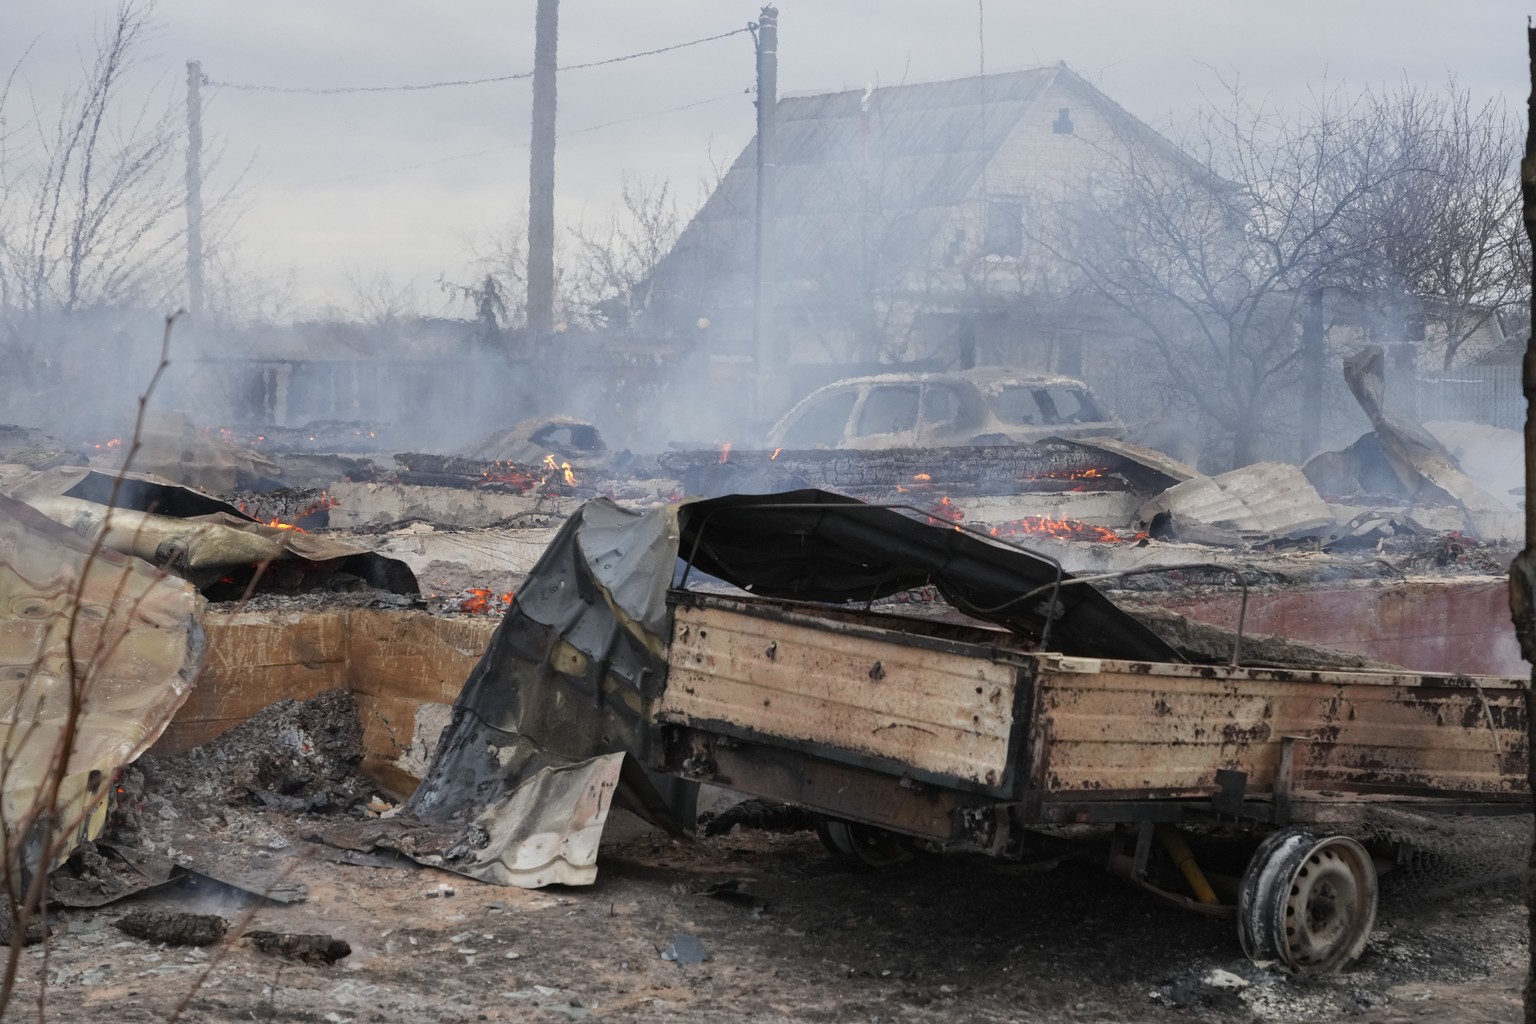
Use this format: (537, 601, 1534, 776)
(348, 490, 1181, 888)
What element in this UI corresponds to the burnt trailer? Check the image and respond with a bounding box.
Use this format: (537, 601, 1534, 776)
(405, 490, 1528, 974)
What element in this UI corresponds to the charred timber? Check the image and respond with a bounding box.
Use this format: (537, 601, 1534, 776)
(660, 440, 1179, 500)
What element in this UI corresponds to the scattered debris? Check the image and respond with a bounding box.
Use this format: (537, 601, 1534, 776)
(696, 879, 769, 915)
(0, 464, 419, 599)
(245, 929, 352, 965)
(114, 909, 228, 946)
(1303, 347, 1518, 538)
(505, 987, 593, 1020)
(142, 689, 372, 814)
(1137, 462, 1334, 544)
(698, 797, 817, 837)
(50, 842, 183, 908)
(660, 932, 710, 965)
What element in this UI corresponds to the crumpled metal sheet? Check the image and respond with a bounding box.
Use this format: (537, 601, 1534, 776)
(383, 753, 623, 888)
(1341, 347, 1508, 530)
(0, 492, 203, 874)
(383, 490, 1180, 889)
(0, 465, 416, 595)
(1136, 463, 1335, 542)
(402, 498, 696, 849)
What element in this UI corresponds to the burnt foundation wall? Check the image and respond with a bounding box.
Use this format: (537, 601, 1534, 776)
(1139, 578, 1520, 677)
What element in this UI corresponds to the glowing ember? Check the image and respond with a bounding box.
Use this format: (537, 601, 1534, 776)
(913, 473, 932, 483)
(481, 460, 538, 493)
(1027, 467, 1108, 482)
(927, 496, 964, 523)
(1020, 466, 1122, 492)
(90, 438, 123, 451)
(459, 588, 515, 614)
(990, 516, 1126, 543)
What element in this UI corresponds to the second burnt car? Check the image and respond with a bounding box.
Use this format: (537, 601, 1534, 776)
(765, 368, 1125, 450)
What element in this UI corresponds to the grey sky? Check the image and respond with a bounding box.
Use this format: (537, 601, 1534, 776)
(9, 1, 1529, 317)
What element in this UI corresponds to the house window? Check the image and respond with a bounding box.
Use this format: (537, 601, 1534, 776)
(983, 200, 1023, 258)
(1053, 107, 1074, 134)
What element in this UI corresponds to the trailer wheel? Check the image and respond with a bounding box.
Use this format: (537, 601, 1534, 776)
(814, 818, 913, 869)
(1238, 829, 1377, 973)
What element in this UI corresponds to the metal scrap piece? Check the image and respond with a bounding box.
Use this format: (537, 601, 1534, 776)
(0, 492, 203, 875)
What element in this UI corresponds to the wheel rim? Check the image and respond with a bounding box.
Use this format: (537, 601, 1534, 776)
(1282, 837, 1376, 971)
(816, 819, 912, 869)
(1238, 829, 1377, 973)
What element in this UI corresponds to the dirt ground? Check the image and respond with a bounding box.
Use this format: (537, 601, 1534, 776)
(9, 797, 1527, 1024)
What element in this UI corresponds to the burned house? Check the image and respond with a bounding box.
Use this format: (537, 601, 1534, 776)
(642, 64, 1201, 415)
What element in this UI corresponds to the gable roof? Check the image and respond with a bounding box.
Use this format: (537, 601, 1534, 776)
(644, 64, 1171, 335)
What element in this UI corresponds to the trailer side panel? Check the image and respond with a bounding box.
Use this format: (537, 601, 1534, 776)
(660, 599, 1024, 792)
(1030, 656, 1527, 806)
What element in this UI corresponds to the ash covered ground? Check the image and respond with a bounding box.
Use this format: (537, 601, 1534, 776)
(11, 692, 1528, 1024)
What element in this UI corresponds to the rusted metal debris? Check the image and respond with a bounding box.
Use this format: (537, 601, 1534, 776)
(0, 491, 203, 877)
(0, 465, 417, 598)
(1305, 346, 1518, 539)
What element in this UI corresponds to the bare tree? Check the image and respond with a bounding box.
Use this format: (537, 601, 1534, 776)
(1031, 82, 1438, 469)
(1, 2, 184, 324)
(1331, 82, 1523, 370)
(566, 175, 681, 329)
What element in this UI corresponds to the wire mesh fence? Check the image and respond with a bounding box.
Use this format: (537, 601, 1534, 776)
(1416, 364, 1523, 430)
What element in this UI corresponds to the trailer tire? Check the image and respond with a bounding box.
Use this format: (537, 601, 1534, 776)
(1238, 828, 1377, 973)
(814, 818, 913, 869)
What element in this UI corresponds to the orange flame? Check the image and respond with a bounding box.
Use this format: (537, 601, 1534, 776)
(990, 516, 1124, 543)
(927, 496, 964, 524)
(770, 447, 782, 460)
(459, 588, 515, 614)
(719, 442, 732, 464)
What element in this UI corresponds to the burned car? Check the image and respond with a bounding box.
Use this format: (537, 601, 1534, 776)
(765, 369, 1124, 450)
(459, 416, 608, 466)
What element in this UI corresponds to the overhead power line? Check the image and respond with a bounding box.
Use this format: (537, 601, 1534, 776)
(281, 91, 746, 190)
(206, 27, 753, 95)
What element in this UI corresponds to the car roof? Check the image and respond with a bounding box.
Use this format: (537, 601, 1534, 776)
(802, 369, 1098, 391)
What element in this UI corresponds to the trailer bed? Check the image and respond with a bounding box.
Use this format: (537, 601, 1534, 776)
(657, 592, 1527, 842)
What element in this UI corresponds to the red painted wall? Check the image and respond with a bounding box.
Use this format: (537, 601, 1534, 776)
(1151, 578, 1524, 677)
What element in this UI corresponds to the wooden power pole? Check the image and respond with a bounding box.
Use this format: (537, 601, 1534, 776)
(527, 0, 559, 338)
(752, 6, 779, 419)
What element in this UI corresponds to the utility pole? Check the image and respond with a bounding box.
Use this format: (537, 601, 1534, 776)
(527, 0, 559, 339)
(1300, 286, 1324, 457)
(752, 6, 779, 419)
(185, 60, 205, 320)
